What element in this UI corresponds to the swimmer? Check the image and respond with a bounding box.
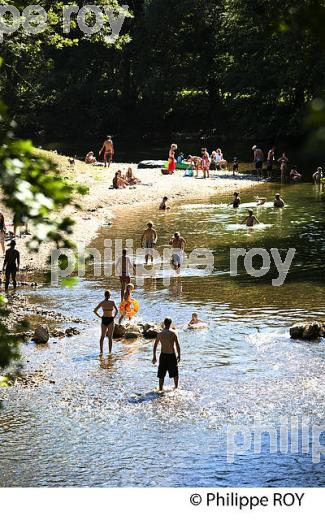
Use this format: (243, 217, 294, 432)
(256, 196, 267, 206)
(290, 166, 302, 182)
(188, 313, 204, 326)
(94, 290, 118, 355)
(159, 197, 170, 210)
(229, 192, 241, 209)
(141, 221, 158, 265)
(170, 232, 186, 270)
(274, 193, 285, 208)
(152, 317, 181, 391)
(242, 209, 260, 227)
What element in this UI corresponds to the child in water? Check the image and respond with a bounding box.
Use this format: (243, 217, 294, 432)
(188, 313, 203, 326)
(229, 192, 241, 208)
(242, 209, 260, 227)
(119, 283, 135, 324)
(159, 197, 170, 210)
(256, 196, 267, 206)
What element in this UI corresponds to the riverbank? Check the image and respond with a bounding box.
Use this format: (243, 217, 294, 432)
(2, 150, 262, 273)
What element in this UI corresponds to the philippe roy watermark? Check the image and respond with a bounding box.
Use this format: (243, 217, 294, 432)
(50, 240, 296, 287)
(0, 3, 128, 43)
(226, 415, 325, 464)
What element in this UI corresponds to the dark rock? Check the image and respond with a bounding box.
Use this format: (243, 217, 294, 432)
(290, 321, 323, 340)
(32, 325, 50, 344)
(65, 327, 81, 337)
(113, 324, 126, 339)
(144, 328, 160, 339)
(125, 332, 140, 340)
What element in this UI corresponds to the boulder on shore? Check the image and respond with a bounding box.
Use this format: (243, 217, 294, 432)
(113, 324, 127, 339)
(144, 328, 160, 339)
(32, 325, 50, 344)
(290, 321, 324, 340)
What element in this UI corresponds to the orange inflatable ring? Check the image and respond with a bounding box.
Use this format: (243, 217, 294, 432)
(120, 299, 139, 318)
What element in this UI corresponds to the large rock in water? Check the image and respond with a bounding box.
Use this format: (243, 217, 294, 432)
(144, 328, 160, 339)
(113, 324, 127, 339)
(32, 325, 50, 344)
(290, 321, 323, 340)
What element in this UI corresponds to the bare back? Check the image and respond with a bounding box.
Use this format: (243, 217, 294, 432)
(157, 329, 178, 354)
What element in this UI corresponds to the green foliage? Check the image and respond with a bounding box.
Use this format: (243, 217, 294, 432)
(0, 295, 20, 370)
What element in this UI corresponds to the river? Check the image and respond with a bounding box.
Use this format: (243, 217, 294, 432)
(0, 182, 324, 487)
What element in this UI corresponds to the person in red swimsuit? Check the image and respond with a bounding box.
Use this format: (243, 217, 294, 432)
(168, 144, 177, 174)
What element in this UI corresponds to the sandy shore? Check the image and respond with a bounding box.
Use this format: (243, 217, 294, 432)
(1, 151, 263, 272)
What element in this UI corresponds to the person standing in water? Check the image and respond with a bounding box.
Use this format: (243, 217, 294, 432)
(252, 145, 264, 177)
(152, 317, 181, 392)
(313, 167, 323, 185)
(141, 222, 158, 265)
(229, 192, 241, 208)
(159, 197, 170, 210)
(116, 248, 135, 301)
(169, 232, 186, 269)
(99, 135, 114, 168)
(267, 146, 276, 179)
(3, 240, 20, 291)
(274, 193, 285, 208)
(242, 209, 260, 227)
(278, 153, 289, 181)
(94, 290, 118, 355)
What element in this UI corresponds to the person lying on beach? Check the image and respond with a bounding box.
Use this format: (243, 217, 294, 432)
(256, 196, 267, 206)
(290, 166, 302, 182)
(313, 167, 323, 185)
(152, 317, 181, 392)
(141, 222, 158, 265)
(126, 167, 141, 185)
(159, 197, 170, 210)
(274, 193, 285, 208)
(229, 192, 241, 208)
(85, 151, 96, 164)
(242, 209, 260, 227)
(113, 170, 128, 189)
(93, 290, 118, 355)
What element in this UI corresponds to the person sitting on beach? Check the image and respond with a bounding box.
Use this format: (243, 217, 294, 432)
(290, 166, 302, 182)
(126, 167, 141, 185)
(201, 149, 210, 179)
(242, 209, 260, 227)
(177, 152, 185, 164)
(113, 170, 128, 189)
(210, 151, 218, 171)
(99, 135, 114, 168)
(168, 144, 178, 174)
(169, 232, 186, 269)
(232, 157, 239, 176)
(216, 148, 228, 170)
(85, 151, 96, 164)
(152, 317, 181, 392)
(93, 290, 118, 355)
(313, 167, 323, 185)
(159, 197, 170, 211)
(274, 193, 285, 208)
(229, 192, 241, 209)
(141, 222, 158, 265)
(256, 196, 267, 206)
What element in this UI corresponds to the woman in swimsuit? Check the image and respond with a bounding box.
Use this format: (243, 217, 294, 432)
(278, 153, 289, 181)
(94, 291, 118, 355)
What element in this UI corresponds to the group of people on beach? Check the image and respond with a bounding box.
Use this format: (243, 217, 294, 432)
(168, 144, 231, 178)
(112, 168, 141, 189)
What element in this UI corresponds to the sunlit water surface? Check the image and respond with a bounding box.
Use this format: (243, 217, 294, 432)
(0, 183, 324, 487)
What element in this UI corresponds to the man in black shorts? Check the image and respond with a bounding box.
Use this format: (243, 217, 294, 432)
(152, 317, 181, 391)
(3, 240, 20, 291)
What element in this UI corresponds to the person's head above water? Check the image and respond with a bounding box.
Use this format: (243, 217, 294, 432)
(105, 290, 111, 299)
(317, 166, 323, 171)
(234, 192, 239, 197)
(192, 313, 198, 319)
(248, 209, 254, 216)
(174, 232, 180, 238)
(122, 248, 127, 256)
(163, 196, 168, 201)
(275, 193, 281, 199)
(164, 317, 173, 329)
(147, 221, 153, 228)
(10, 240, 16, 248)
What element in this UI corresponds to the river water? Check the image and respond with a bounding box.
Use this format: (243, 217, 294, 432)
(0, 182, 324, 487)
